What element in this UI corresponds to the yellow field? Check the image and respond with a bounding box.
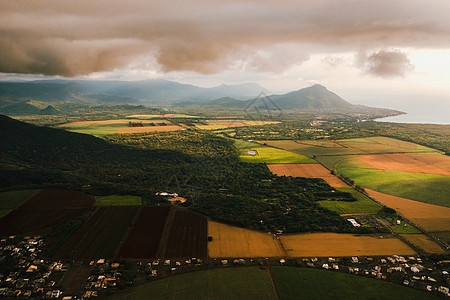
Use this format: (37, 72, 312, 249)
(399, 234, 446, 254)
(208, 221, 285, 258)
(280, 233, 415, 257)
(208, 222, 415, 258)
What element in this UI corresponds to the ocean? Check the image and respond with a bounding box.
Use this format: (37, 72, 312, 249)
(372, 100, 449, 125)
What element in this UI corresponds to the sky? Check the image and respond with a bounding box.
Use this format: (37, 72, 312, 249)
(1, 0, 450, 111)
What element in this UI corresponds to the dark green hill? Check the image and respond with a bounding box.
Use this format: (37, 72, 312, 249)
(0, 81, 139, 106)
(270, 84, 352, 111)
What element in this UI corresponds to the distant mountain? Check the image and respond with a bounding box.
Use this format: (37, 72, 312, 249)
(269, 84, 352, 111)
(0, 79, 269, 108)
(0, 80, 402, 116)
(208, 84, 403, 115)
(0, 81, 139, 106)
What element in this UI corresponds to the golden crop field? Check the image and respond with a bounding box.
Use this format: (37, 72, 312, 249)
(280, 233, 416, 257)
(208, 221, 285, 258)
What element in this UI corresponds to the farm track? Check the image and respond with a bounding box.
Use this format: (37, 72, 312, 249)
(156, 206, 176, 258)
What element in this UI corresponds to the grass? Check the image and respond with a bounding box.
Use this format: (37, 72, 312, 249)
(371, 177, 450, 208)
(391, 223, 422, 234)
(0, 189, 41, 209)
(108, 267, 277, 300)
(236, 140, 316, 164)
(317, 187, 381, 214)
(271, 267, 437, 300)
(94, 195, 142, 206)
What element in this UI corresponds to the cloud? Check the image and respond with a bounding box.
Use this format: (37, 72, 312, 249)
(357, 49, 415, 77)
(0, 0, 449, 77)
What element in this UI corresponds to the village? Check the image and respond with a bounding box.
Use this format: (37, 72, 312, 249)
(0, 236, 449, 299)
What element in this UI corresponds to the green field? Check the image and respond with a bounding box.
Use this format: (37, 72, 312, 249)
(58, 119, 177, 137)
(271, 267, 437, 300)
(108, 267, 277, 300)
(236, 140, 316, 164)
(94, 195, 142, 206)
(108, 266, 438, 299)
(391, 223, 422, 234)
(317, 187, 381, 214)
(0, 189, 40, 209)
(337, 166, 450, 207)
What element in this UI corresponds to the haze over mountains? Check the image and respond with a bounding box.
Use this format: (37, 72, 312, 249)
(0, 79, 402, 116)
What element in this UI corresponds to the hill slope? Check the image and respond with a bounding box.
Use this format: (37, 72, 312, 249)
(270, 84, 353, 110)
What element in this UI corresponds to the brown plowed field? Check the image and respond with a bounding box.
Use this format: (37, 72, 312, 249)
(357, 154, 450, 175)
(208, 221, 285, 258)
(117, 125, 181, 133)
(118, 206, 171, 259)
(267, 164, 347, 187)
(399, 234, 446, 254)
(366, 189, 450, 232)
(0, 209, 88, 235)
(164, 209, 208, 258)
(18, 189, 94, 210)
(280, 233, 415, 257)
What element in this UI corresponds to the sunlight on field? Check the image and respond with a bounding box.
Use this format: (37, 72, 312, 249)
(59, 119, 182, 136)
(280, 233, 415, 257)
(237, 141, 316, 164)
(208, 221, 285, 258)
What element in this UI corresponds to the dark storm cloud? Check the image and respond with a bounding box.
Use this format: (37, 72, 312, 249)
(0, 0, 449, 76)
(361, 50, 415, 77)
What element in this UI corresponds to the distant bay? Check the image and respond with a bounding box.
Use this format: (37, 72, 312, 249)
(373, 100, 449, 125)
